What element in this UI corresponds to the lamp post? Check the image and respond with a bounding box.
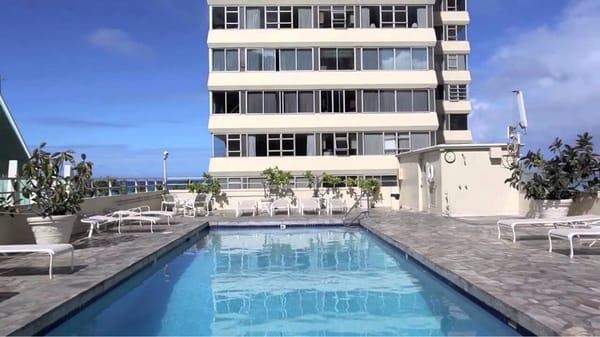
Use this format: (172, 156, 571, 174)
(162, 151, 169, 190)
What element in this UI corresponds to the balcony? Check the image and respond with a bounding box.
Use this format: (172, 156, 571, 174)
(436, 40, 470, 54)
(435, 11, 470, 26)
(209, 155, 400, 176)
(208, 112, 439, 133)
(438, 100, 472, 114)
(440, 70, 471, 84)
(208, 70, 438, 90)
(207, 28, 437, 48)
(442, 130, 473, 144)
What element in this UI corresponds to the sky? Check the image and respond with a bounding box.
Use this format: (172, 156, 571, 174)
(1, 0, 598, 177)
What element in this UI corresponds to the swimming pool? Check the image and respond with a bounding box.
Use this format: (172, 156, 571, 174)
(47, 227, 520, 336)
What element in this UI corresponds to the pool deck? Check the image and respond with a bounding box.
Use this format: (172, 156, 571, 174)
(363, 209, 600, 336)
(0, 209, 599, 336)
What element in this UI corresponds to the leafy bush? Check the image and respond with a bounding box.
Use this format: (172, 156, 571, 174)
(506, 133, 599, 200)
(261, 167, 293, 198)
(20, 143, 94, 217)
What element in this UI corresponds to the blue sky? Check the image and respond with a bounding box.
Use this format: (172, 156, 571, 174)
(1, 0, 598, 177)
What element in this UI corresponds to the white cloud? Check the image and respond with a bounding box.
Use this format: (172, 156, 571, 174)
(470, 0, 600, 151)
(86, 28, 150, 56)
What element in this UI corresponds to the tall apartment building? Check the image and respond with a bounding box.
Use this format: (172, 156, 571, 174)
(206, 0, 471, 198)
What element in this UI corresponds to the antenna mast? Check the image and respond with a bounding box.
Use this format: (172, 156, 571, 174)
(507, 90, 528, 163)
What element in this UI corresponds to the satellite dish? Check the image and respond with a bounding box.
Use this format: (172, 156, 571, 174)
(512, 90, 528, 130)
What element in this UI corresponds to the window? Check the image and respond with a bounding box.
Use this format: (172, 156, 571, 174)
(319, 48, 354, 70)
(363, 90, 379, 112)
(298, 91, 314, 112)
(379, 48, 395, 70)
(211, 7, 238, 29)
(363, 48, 429, 70)
(320, 90, 356, 113)
(363, 49, 378, 70)
(447, 85, 468, 101)
(212, 7, 225, 29)
(413, 90, 429, 111)
(407, 6, 427, 28)
(320, 6, 355, 28)
(227, 134, 242, 157)
(364, 90, 431, 113)
(410, 132, 430, 150)
(247, 48, 276, 71)
(281, 91, 315, 113)
(213, 135, 226, 157)
(212, 91, 240, 114)
(384, 133, 397, 154)
(280, 49, 313, 71)
(446, 25, 467, 41)
(247, 92, 263, 114)
(446, 54, 468, 70)
(293, 7, 313, 28)
(446, 0, 466, 11)
(283, 92, 298, 113)
(381, 6, 406, 27)
(246, 7, 264, 29)
(212, 49, 239, 71)
(264, 92, 279, 113)
(447, 114, 469, 130)
(360, 6, 380, 28)
(266, 6, 292, 28)
(268, 134, 295, 156)
(364, 133, 384, 155)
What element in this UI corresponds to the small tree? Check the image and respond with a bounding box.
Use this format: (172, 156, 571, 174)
(261, 167, 293, 198)
(303, 170, 319, 197)
(188, 173, 225, 208)
(358, 178, 383, 206)
(321, 172, 344, 198)
(20, 143, 94, 217)
(506, 133, 599, 200)
(0, 193, 17, 217)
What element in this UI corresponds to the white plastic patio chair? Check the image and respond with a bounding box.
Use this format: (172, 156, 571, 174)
(300, 198, 320, 215)
(497, 215, 600, 242)
(327, 198, 347, 215)
(183, 193, 211, 217)
(548, 223, 600, 258)
(236, 200, 258, 217)
(270, 198, 291, 216)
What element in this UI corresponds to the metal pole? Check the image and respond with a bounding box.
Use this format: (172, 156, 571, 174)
(163, 151, 169, 191)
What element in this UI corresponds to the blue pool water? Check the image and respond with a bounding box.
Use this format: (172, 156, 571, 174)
(47, 227, 520, 336)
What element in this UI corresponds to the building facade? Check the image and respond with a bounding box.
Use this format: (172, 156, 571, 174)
(206, 0, 471, 200)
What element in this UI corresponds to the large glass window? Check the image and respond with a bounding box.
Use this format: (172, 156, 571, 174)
(212, 91, 240, 114)
(213, 135, 226, 157)
(447, 114, 469, 130)
(445, 0, 466, 11)
(297, 49, 313, 70)
(407, 6, 427, 28)
(246, 7, 264, 28)
(280, 49, 296, 70)
(410, 132, 430, 150)
(446, 25, 467, 41)
(247, 48, 276, 71)
(363, 90, 431, 113)
(447, 84, 468, 101)
(446, 54, 468, 70)
(264, 92, 279, 113)
(212, 7, 238, 29)
(298, 91, 314, 112)
(294, 7, 313, 28)
(320, 90, 356, 113)
(320, 6, 355, 28)
(319, 48, 355, 70)
(363, 90, 379, 112)
(413, 90, 429, 111)
(247, 92, 263, 114)
(266, 6, 292, 28)
(227, 134, 242, 157)
(360, 6, 380, 28)
(363, 48, 429, 70)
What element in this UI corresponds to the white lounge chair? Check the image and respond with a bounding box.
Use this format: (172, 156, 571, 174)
(137, 205, 175, 225)
(300, 198, 320, 215)
(236, 200, 257, 217)
(183, 193, 211, 217)
(327, 198, 347, 215)
(113, 210, 160, 233)
(270, 198, 291, 216)
(0, 244, 74, 279)
(497, 215, 600, 242)
(549, 224, 600, 258)
(81, 213, 120, 238)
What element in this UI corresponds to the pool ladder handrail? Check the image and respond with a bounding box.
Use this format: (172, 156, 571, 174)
(342, 193, 370, 226)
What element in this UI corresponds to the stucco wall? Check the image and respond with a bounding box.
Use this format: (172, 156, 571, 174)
(0, 192, 162, 245)
(397, 146, 522, 217)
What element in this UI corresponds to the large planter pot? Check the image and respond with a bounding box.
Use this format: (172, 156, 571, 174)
(27, 215, 77, 244)
(537, 199, 573, 219)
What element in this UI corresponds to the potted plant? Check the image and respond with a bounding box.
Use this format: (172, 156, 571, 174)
(358, 177, 383, 208)
(187, 173, 225, 210)
(506, 133, 599, 218)
(21, 143, 94, 244)
(261, 167, 293, 199)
